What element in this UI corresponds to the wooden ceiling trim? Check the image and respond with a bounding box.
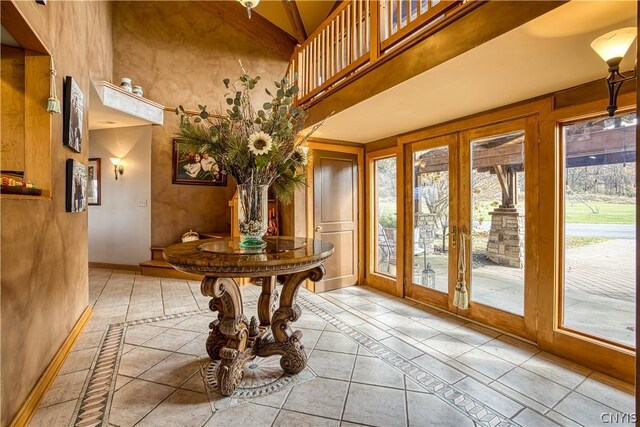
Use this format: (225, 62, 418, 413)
(194, 0, 297, 61)
(283, 0, 307, 44)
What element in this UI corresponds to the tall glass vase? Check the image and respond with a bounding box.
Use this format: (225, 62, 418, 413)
(237, 183, 268, 247)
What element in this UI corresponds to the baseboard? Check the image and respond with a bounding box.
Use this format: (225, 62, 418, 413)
(89, 262, 141, 272)
(9, 306, 93, 427)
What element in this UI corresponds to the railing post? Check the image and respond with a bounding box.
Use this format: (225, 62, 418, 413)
(290, 45, 300, 105)
(370, 0, 380, 64)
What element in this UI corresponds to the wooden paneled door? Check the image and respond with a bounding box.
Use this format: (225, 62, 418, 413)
(313, 150, 359, 291)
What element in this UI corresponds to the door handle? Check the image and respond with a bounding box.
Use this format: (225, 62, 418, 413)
(451, 226, 456, 249)
(315, 226, 323, 232)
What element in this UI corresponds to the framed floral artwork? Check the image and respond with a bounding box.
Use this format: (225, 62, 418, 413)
(171, 139, 227, 186)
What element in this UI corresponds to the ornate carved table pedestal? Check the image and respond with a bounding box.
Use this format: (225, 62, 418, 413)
(163, 237, 334, 396)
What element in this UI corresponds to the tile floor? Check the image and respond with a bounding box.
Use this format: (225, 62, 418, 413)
(29, 268, 635, 427)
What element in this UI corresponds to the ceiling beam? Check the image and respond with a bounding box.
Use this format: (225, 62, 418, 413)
(282, 0, 307, 44)
(193, 0, 297, 61)
(327, 1, 344, 17)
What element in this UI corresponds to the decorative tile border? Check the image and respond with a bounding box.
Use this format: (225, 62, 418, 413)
(69, 291, 546, 427)
(72, 323, 125, 427)
(202, 358, 316, 411)
(71, 300, 315, 426)
(298, 295, 520, 427)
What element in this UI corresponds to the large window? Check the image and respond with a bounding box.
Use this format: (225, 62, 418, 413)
(561, 112, 636, 347)
(374, 157, 397, 277)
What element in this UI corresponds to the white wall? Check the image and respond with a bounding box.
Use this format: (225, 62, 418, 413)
(88, 126, 152, 265)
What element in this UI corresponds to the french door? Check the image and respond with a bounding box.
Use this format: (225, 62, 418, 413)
(405, 117, 538, 340)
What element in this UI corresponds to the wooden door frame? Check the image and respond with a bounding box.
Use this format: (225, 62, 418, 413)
(403, 134, 459, 312)
(306, 140, 365, 291)
(457, 117, 538, 341)
(365, 145, 404, 297)
(539, 91, 637, 382)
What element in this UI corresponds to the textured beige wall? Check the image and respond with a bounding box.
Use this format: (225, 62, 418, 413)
(112, 1, 288, 246)
(0, 1, 113, 425)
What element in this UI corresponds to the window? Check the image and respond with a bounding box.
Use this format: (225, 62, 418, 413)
(374, 157, 397, 277)
(561, 112, 636, 348)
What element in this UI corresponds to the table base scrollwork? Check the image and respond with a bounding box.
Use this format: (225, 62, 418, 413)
(202, 266, 325, 396)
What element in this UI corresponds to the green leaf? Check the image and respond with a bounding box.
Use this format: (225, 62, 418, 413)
(291, 86, 299, 94)
(198, 104, 204, 110)
(277, 89, 284, 98)
(200, 111, 209, 119)
(263, 102, 272, 110)
(265, 88, 272, 96)
(223, 78, 230, 88)
(255, 156, 268, 169)
(226, 98, 233, 105)
(194, 117, 202, 123)
(274, 81, 281, 88)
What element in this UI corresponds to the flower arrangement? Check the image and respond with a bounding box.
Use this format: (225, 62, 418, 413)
(174, 72, 319, 203)
(175, 71, 320, 246)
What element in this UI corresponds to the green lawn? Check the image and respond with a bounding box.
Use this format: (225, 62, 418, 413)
(565, 202, 635, 224)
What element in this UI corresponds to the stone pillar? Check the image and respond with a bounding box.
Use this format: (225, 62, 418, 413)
(486, 208, 524, 268)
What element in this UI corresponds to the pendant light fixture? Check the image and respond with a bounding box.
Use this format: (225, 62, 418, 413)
(237, 0, 260, 19)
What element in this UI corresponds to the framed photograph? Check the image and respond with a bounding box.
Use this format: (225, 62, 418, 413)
(172, 139, 227, 186)
(66, 159, 87, 212)
(63, 76, 83, 153)
(87, 158, 101, 205)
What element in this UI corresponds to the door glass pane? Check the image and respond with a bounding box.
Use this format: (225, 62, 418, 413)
(562, 113, 636, 347)
(470, 130, 525, 315)
(413, 147, 449, 293)
(375, 157, 397, 277)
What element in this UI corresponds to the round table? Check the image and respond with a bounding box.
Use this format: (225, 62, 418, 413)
(163, 236, 334, 396)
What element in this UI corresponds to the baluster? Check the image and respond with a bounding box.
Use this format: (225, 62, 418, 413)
(347, 4, 352, 64)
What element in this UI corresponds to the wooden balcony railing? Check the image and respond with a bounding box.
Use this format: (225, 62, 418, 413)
(289, 0, 480, 107)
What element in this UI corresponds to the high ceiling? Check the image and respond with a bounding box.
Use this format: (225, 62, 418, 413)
(253, 0, 338, 41)
(313, 0, 638, 143)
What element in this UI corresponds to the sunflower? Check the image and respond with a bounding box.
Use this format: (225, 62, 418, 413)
(247, 131, 273, 156)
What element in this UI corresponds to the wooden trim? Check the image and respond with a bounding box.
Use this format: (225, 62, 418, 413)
(379, 0, 458, 52)
(282, 0, 307, 43)
(399, 98, 550, 145)
(9, 306, 93, 427)
(0, 1, 50, 54)
(539, 93, 637, 383)
(298, 55, 369, 105)
(307, 141, 365, 289)
(404, 133, 458, 312)
(365, 145, 403, 296)
(89, 262, 141, 272)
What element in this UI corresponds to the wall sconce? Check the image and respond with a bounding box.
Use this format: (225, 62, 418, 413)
(237, 0, 259, 19)
(110, 158, 124, 180)
(590, 27, 637, 117)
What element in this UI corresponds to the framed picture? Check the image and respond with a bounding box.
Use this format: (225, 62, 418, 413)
(172, 139, 227, 186)
(87, 158, 101, 205)
(66, 159, 87, 212)
(63, 76, 83, 153)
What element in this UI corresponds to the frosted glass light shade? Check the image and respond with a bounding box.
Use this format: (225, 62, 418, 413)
(237, 0, 259, 8)
(591, 27, 637, 65)
(110, 158, 122, 166)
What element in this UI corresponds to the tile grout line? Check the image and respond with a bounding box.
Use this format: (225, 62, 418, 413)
(298, 296, 522, 427)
